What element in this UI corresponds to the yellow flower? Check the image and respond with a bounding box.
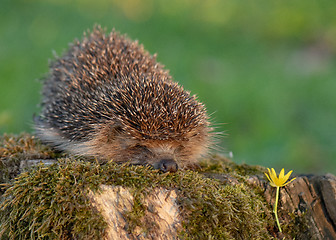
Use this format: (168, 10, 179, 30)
(265, 168, 296, 188)
(265, 168, 296, 233)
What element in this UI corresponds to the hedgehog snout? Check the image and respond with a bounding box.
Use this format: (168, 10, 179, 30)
(155, 158, 178, 173)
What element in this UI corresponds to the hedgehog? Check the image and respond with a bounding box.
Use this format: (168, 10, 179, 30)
(34, 27, 211, 172)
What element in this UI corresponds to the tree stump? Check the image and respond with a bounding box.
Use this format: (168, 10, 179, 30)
(1, 134, 335, 239)
(248, 173, 336, 240)
(88, 185, 181, 239)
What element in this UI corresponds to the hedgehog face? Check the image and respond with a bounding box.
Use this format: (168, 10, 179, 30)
(82, 123, 210, 172)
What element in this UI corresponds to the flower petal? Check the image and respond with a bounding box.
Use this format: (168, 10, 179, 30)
(283, 170, 293, 182)
(271, 168, 282, 186)
(264, 172, 272, 183)
(279, 168, 285, 179)
(270, 168, 277, 181)
(266, 168, 296, 187)
(278, 168, 286, 186)
(271, 168, 276, 178)
(282, 177, 296, 187)
(267, 168, 275, 183)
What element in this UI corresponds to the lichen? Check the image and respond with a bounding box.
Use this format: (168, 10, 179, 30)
(0, 134, 279, 239)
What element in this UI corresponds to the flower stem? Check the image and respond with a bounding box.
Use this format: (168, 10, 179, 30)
(274, 186, 282, 232)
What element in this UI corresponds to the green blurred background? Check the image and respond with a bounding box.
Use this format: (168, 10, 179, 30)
(1, 0, 335, 174)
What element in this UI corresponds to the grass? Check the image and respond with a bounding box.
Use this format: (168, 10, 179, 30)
(0, 0, 335, 174)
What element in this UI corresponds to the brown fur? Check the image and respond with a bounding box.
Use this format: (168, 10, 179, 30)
(35, 26, 212, 170)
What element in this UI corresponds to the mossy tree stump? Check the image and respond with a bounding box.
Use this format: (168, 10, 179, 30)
(249, 173, 336, 239)
(0, 134, 335, 239)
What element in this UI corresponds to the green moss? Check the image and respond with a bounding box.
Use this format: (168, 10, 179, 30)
(0, 133, 57, 160)
(0, 133, 59, 187)
(123, 191, 152, 235)
(281, 208, 311, 239)
(0, 134, 278, 239)
(198, 154, 267, 177)
(0, 160, 107, 239)
(176, 173, 273, 239)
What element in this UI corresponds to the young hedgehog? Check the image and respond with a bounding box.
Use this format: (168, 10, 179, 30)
(35, 27, 211, 172)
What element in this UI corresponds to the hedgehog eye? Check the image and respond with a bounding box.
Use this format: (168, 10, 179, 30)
(105, 124, 125, 141)
(133, 144, 152, 154)
(174, 145, 185, 153)
(113, 126, 124, 134)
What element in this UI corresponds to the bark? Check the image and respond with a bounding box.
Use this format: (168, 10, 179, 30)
(249, 174, 336, 240)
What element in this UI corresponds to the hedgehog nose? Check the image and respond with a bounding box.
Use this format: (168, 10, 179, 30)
(158, 159, 178, 173)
